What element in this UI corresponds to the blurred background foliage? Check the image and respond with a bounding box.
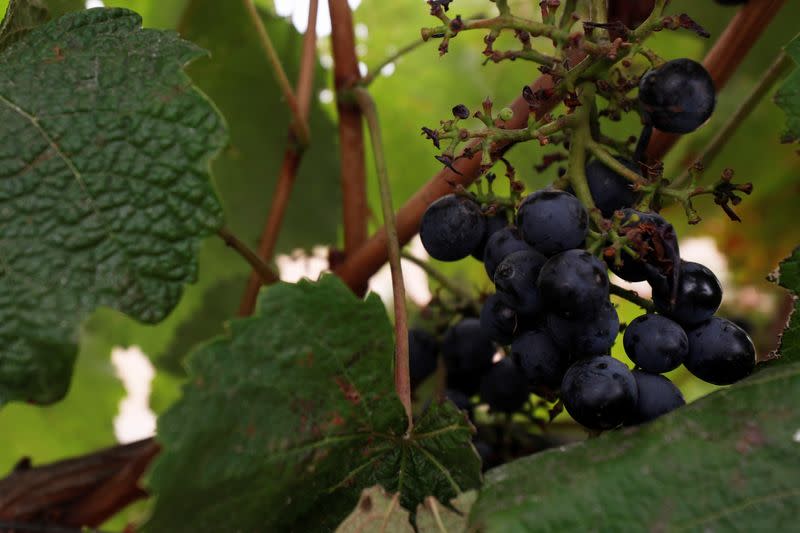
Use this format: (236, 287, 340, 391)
(0, 0, 797, 523)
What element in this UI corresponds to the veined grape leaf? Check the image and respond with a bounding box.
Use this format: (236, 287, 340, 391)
(336, 486, 477, 533)
(469, 248, 800, 532)
(775, 33, 800, 144)
(771, 246, 800, 366)
(146, 276, 481, 532)
(0, 0, 47, 51)
(0, 8, 225, 405)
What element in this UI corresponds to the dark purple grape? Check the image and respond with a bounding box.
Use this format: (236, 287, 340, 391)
(512, 328, 569, 394)
(623, 314, 688, 373)
(480, 293, 518, 344)
(420, 194, 487, 261)
(685, 317, 755, 385)
(653, 261, 722, 327)
(639, 58, 716, 134)
(605, 252, 649, 283)
(409, 328, 439, 389)
(537, 250, 609, 319)
(483, 227, 531, 279)
(627, 371, 685, 425)
(516, 189, 588, 256)
(494, 249, 547, 315)
(442, 318, 495, 394)
(584, 158, 640, 217)
(546, 300, 619, 357)
(479, 357, 529, 413)
(561, 356, 638, 430)
(472, 207, 511, 261)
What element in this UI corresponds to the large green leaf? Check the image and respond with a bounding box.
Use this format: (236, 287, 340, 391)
(468, 248, 800, 532)
(0, 8, 225, 405)
(0, 0, 47, 51)
(775, 33, 800, 144)
(146, 276, 481, 532)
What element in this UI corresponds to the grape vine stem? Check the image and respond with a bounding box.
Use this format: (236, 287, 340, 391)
(609, 283, 655, 313)
(242, 0, 310, 147)
(218, 228, 279, 284)
(239, 0, 319, 316)
(400, 251, 480, 314)
(330, 0, 369, 292)
(361, 38, 428, 87)
(352, 87, 413, 430)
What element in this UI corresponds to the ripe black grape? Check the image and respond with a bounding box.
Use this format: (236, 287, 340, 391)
(639, 58, 716, 134)
(627, 371, 685, 425)
(483, 227, 531, 279)
(684, 317, 755, 385)
(480, 293, 518, 344)
(516, 189, 588, 256)
(494, 249, 547, 315)
(409, 328, 439, 389)
(479, 357, 530, 413)
(546, 299, 619, 357)
(653, 261, 722, 327)
(561, 356, 638, 430)
(537, 250, 609, 319)
(420, 194, 487, 261)
(623, 314, 688, 373)
(442, 318, 496, 394)
(512, 328, 569, 394)
(472, 208, 511, 261)
(584, 158, 640, 217)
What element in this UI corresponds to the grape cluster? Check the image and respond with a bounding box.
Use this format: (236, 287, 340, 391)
(410, 58, 756, 433)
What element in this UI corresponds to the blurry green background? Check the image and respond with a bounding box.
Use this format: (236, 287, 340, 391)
(0, 0, 798, 527)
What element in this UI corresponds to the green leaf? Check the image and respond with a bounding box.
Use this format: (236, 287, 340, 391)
(770, 246, 800, 367)
(146, 276, 481, 533)
(0, 0, 47, 51)
(336, 486, 476, 533)
(775, 33, 800, 144)
(0, 8, 225, 405)
(469, 249, 800, 532)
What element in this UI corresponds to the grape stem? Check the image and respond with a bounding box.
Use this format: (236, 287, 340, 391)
(217, 227, 279, 285)
(330, 0, 369, 294)
(586, 140, 642, 184)
(421, 13, 603, 56)
(239, 0, 319, 316)
(609, 283, 655, 313)
(400, 251, 480, 315)
(671, 50, 792, 188)
(361, 38, 428, 87)
(242, 0, 310, 147)
(564, 83, 600, 225)
(352, 87, 413, 431)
